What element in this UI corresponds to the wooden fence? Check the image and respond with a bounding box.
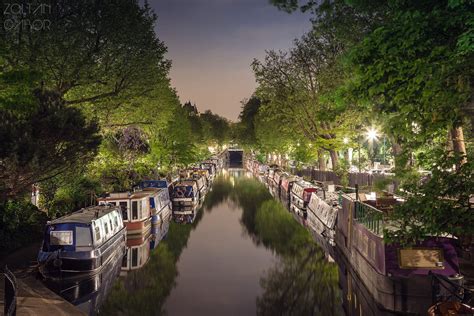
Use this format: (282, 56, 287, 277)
(290, 167, 398, 191)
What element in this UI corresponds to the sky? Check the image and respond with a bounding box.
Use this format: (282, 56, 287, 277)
(150, 0, 311, 121)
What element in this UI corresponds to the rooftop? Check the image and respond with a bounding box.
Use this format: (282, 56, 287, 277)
(48, 205, 118, 225)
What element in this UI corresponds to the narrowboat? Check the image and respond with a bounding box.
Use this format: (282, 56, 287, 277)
(189, 174, 207, 198)
(336, 192, 464, 314)
(172, 180, 199, 207)
(38, 205, 127, 274)
(97, 191, 152, 235)
(280, 173, 298, 206)
(290, 179, 317, 218)
(201, 162, 217, 178)
(306, 191, 340, 246)
(141, 187, 171, 226)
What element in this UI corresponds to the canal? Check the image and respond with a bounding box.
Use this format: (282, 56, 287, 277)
(1, 168, 394, 315)
(99, 169, 343, 315)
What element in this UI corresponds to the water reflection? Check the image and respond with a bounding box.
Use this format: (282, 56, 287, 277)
(41, 244, 123, 315)
(40, 170, 389, 315)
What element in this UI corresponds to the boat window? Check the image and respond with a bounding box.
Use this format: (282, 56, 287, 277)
(132, 201, 138, 220)
(50, 231, 73, 245)
(109, 219, 114, 232)
(104, 222, 109, 235)
(94, 226, 101, 242)
(132, 248, 138, 267)
(139, 200, 143, 219)
(114, 215, 119, 228)
(76, 226, 92, 247)
(119, 202, 128, 220)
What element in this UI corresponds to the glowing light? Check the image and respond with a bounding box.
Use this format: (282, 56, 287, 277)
(366, 128, 379, 141)
(343, 137, 349, 144)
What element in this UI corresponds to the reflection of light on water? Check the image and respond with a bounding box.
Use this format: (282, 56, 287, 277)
(230, 176, 235, 187)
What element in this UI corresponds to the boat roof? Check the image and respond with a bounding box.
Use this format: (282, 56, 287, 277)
(98, 191, 151, 200)
(175, 180, 198, 186)
(295, 180, 315, 188)
(48, 205, 118, 225)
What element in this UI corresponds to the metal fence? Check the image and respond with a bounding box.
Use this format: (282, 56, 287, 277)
(4, 265, 17, 316)
(354, 201, 384, 236)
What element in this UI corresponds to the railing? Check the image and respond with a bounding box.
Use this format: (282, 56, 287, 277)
(4, 265, 17, 316)
(354, 201, 384, 236)
(430, 272, 473, 307)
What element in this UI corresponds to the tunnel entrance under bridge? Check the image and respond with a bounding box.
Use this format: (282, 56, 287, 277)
(227, 149, 243, 167)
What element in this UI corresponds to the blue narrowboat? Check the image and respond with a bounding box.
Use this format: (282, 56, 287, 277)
(172, 180, 199, 207)
(38, 205, 126, 274)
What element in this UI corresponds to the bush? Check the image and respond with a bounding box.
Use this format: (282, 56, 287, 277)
(0, 200, 48, 253)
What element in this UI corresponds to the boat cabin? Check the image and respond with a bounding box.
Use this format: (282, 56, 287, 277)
(97, 191, 152, 235)
(290, 180, 317, 217)
(38, 205, 126, 273)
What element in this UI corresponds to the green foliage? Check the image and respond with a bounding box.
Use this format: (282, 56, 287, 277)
(0, 90, 101, 201)
(39, 173, 101, 218)
(0, 200, 47, 253)
(385, 151, 473, 245)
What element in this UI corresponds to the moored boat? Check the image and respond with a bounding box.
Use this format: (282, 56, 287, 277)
(290, 179, 317, 219)
(97, 191, 152, 235)
(172, 180, 199, 207)
(336, 192, 465, 314)
(306, 190, 340, 246)
(38, 205, 127, 274)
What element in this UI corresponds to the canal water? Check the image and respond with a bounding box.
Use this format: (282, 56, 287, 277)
(1, 168, 394, 315)
(99, 169, 343, 315)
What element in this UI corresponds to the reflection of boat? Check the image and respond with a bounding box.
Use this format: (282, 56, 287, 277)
(336, 193, 464, 314)
(173, 205, 198, 224)
(172, 180, 199, 207)
(41, 242, 124, 315)
(121, 233, 152, 274)
(97, 192, 153, 235)
(39, 238, 124, 314)
(38, 205, 126, 274)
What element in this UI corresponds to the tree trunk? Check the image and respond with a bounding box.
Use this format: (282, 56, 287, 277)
(318, 149, 326, 171)
(329, 149, 339, 170)
(451, 126, 467, 166)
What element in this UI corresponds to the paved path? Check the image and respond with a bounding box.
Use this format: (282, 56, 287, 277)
(1, 269, 84, 316)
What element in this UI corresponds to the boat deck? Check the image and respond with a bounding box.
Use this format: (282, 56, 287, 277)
(0, 269, 84, 316)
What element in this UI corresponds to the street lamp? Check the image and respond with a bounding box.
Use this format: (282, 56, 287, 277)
(366, 128, 379, 142)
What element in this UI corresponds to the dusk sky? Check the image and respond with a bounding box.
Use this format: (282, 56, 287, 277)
(151, 0, 311, 121)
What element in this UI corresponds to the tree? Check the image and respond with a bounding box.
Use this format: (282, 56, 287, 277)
(348, 0, 473, 163)
(2, 0, 170, 112)
(0, 89, 101, 202)
(252, 31, 360, 169)
(237, 96, 262, 147)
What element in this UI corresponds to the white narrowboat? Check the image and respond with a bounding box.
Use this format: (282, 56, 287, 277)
(306, 192, 340, 245)
(38, 205, 126, 274)
(97, 192, 152, 235)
